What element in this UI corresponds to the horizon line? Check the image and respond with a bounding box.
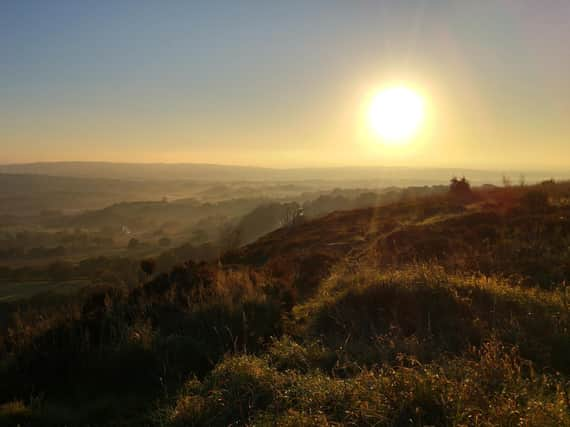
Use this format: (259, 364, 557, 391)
(1, 160, 567, 174)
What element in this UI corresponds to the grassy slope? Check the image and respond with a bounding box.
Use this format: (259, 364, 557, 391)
(1, 184, 569, 426)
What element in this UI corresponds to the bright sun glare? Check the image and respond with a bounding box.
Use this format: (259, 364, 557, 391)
(368, 86, 425, 143)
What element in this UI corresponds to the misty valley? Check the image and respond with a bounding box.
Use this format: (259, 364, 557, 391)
(0, 168, 449, 302)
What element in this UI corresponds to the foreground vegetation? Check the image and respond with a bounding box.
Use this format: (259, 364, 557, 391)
(0, 180, 569, 425)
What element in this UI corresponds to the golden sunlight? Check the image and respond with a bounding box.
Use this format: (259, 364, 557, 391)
(368, 86, 425, 143)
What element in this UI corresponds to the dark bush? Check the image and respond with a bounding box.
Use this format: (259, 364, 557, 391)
(520, 189, 549, 212)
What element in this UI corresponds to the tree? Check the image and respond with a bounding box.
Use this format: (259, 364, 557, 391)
(140, 258, 156, 276)
(449, 176, 472, 198)
(281, 204, 304, 227)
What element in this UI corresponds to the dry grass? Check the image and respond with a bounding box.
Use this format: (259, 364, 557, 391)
(2, 183, 570, 425)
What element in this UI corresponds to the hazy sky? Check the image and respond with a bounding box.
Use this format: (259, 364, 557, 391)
(1, 1, 569, 169)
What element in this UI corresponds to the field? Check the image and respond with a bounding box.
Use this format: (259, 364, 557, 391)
(0, 180, 569, 426)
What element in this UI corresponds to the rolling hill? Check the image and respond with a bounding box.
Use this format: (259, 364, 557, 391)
(0, 182, 569, 425)
(2, 161, 566, 184)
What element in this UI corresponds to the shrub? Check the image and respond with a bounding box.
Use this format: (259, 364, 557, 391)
(521, 189, 550, 212)
(140, 258, 156, 276)
(449, 176, 472, 199)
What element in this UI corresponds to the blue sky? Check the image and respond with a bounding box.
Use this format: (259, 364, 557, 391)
(1, 1, 569, 168)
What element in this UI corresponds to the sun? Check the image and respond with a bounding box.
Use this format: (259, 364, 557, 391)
(368, 86, 425, 143)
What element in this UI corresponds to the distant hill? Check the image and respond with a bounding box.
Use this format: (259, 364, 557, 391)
(1, 161, 563, 185)
(0, 162, 271, 182)
(0, 173, 205, 216)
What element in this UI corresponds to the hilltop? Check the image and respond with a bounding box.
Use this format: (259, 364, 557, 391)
(0, 181, 569, 425)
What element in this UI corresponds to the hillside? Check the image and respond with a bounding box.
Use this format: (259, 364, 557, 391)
(0, 183, 569, 425)
(224, 185, 570, 289)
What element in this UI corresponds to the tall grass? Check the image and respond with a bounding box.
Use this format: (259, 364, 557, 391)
(2, 184, 570, 425)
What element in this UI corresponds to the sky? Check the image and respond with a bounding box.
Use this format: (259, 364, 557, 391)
(1, 0, 569, 169)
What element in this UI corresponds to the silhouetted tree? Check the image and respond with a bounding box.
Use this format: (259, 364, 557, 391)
(140, 258, 156, 276)
(449, 176, 472, 198)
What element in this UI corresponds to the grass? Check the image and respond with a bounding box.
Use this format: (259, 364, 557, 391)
(164, 264, 570, 426)
(293, 266, 570, 372)
(1, 183, 570, 425)
(169, 340, 569, 426)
